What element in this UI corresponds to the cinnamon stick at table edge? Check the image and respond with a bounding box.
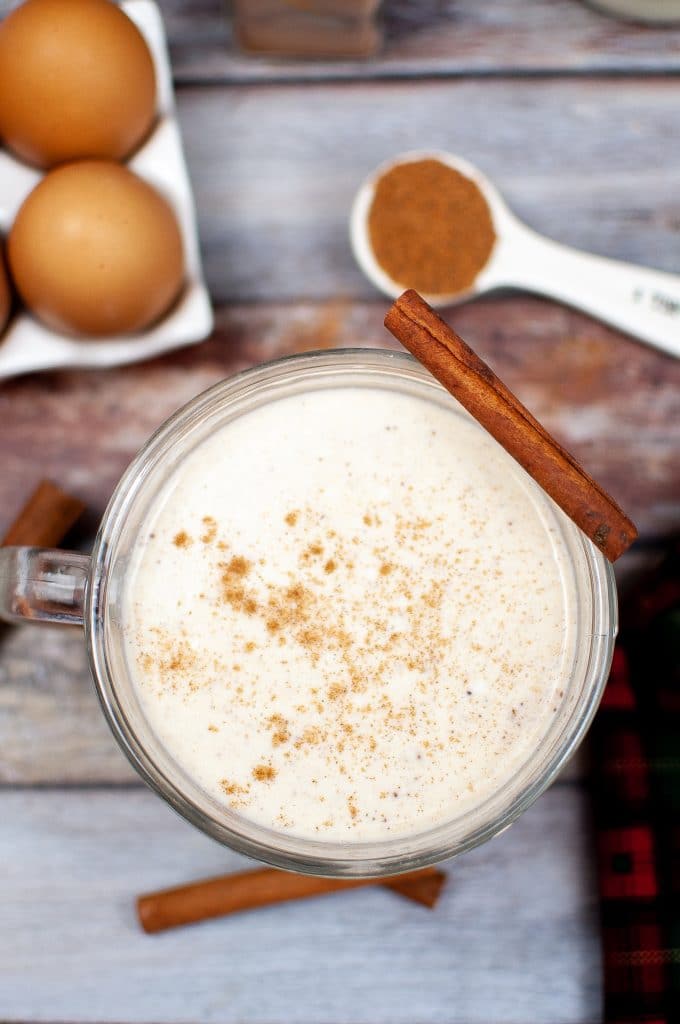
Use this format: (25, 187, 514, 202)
(2, 479, 85, 547)
(385, 290, 637, 562)
(137, 865, 446, 933)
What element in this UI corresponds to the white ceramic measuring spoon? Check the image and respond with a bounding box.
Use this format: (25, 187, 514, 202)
(350, 150, 680, 359)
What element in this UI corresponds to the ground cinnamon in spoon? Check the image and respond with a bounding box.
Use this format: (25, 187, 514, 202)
(367, 158, 496, 296)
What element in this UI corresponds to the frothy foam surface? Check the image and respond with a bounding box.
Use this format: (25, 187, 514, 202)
(122, 386, 577, 841)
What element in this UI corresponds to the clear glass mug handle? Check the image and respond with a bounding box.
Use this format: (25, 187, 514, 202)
(0, 547, 90, 626)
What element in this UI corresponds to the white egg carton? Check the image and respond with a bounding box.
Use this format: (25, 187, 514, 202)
(0, 0, 213, 380)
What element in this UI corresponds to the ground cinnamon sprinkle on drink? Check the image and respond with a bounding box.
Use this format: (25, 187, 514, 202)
(201, 516, 217, 544)
(220, 556, 257, 615)
(173, 530, 191, 548)
(165, 503, 471, 808)
(301, 541, 323, 562)
(221, 779, 249, 796)
(147, 501, 457, 807)
(124, 382, 583, 841)
(268, 713, 291, 747)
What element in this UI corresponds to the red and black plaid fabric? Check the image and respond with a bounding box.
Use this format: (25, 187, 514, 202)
(590, 545, 680, 1024)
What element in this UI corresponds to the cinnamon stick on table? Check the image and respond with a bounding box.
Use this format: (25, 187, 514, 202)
(385, 290, 637, 562)
(2, 479, 85, 547)
(137, 865, 446, 934)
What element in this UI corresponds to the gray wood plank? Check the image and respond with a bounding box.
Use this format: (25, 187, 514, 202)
(0, 620, 137, 784)
(128, 0, 680, 80)
(2, 0, 677, 80)
(166, 78, 680, 304)
(0, 785, 602, 1024)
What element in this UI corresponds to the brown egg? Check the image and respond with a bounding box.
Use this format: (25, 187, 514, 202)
(0, 244, 11, 335)
(8, 161, 185, 337)
(0, 0, 156, 168)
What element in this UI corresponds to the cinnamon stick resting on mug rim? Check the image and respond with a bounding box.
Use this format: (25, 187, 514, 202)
(385, 290, 637, 562)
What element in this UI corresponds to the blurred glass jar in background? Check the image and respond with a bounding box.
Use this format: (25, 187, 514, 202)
(233, 0, 382, 58)
(586, 0, 680, 21)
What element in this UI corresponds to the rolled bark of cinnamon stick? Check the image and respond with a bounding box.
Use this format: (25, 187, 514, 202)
(2, 479, 85, 547)
(392, 870, 446, 909)
(385, 290, 637, 562)
(137, 865, 445, 933)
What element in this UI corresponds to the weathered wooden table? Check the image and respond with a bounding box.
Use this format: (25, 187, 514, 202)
(1, 2, 679, 1022)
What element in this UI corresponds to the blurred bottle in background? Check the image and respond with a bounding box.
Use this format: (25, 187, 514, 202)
(233, 0, 382, 58)
(586, 0, 680, 21)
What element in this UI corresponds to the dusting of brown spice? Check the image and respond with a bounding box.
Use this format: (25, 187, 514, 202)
(368, 158, 496, 296)
(173, 519, 219, 549)
(139, 652, 153, 673)
(220, 556, 258, 616)
(151, 502, 497, 827)
(162, 641, 196, 674)
(301, 542, 323, 563)
(201, 516, 217, 544)
(265, 582, 314, 637)
(220, 779, 249, 796)
(267, 713, 291, 747)
(220, 779, 251, 808)
(295, 726, 323, 750)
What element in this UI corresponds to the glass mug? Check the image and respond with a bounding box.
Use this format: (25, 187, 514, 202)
(0, 350, 617, 877)
(585, 0, 680, 21)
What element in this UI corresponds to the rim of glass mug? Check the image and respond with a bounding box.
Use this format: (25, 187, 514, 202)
(584, 0, 680, 23)
(0, 349, 617, 876)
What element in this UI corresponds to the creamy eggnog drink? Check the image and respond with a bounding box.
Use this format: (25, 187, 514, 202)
(121, 382, 579, 843)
